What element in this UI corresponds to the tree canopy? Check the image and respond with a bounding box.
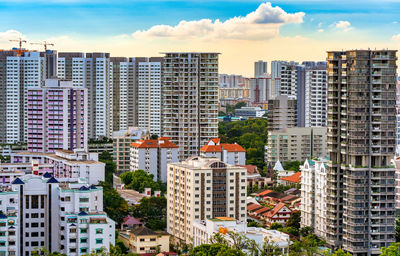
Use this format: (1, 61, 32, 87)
(219, 118, 268, 170)
(131, 196, 167, 231)
(120, 169, 166, 193)
(100, 181, 129, 225)
(98, 151, 116, 185)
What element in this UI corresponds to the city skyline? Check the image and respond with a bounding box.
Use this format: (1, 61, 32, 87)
(0, 0, 399, 76)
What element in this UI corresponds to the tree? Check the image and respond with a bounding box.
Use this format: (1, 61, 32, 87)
(380, 243, 400, 256)
(286, 211, 301, 230)
(32, 248, 66, 256)
(100, 181, 129, 225)
(270, 222, 283, 230)
(120, 169, 166, 193)
(247, 220, 260, 227)
(131, 196, 167, 230)
(150, 134, 159, 139)
(99, 151, 116, 185)
(283, 161, 301, 172)
(299, 226, 313, 237)
(190, 243, 246, 256)
(327, 249, 352, 256)
(279, 226, 299, 237)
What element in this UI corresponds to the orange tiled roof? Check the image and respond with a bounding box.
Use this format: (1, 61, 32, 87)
(221, 143, 246, 152)
(254, 207, 270, 215)
(256, 189, 273, 197)
(264, 203, 289, 218)
(280, 172, 301, 184)
(237, 165, 258, 174)
(247, 203, 263, 212)
(131, 138, 178, 149)
(200, 145, 222, 152)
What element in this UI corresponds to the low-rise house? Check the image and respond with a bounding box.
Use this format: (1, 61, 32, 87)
(193, 218, 290, 255)
(263, 203, 293, 227)
(121, 216, 143, 231)
(120, 226, 170, 255)
(279, 172, 301, 186)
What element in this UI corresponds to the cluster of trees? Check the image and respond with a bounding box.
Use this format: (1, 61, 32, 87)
(131, 196, 167, 230)
(120, 169, 166, 194)
(99, 151, 117, 185)
(219, 102, 247, 116)
(283, 161, 301, 172)
(219, 118, 268, 169)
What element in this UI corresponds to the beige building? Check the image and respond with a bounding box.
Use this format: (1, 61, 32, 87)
(268, 95, 297, 131)
(162, 52, 219, 160)
(119, 226, 170, 254)
(112, 127, 150, 174)
(167, 156, 247, 243)
(267, 127, 327, 163)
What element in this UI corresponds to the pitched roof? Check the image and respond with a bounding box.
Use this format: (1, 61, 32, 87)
(254, 207, 270, 215)
(221, 143, 246, 152)
(131, 226, 157, 236)
(263, 191, 286, 199)
(47, 177, 59, 183)
(131, 138, 178, 149)
(280, 195, 299, 202)
(280, 172, 301, 184)
(273, 160, 284, 172)
(43, 172, 52, 178)
(264, 203, 289, 218)
(200, 145, 222, 152)
(12, 178, 24, 185)
(256, 189, 273, 197)
(209, 138, 221, 145)
(247, 203, 264, 212)
(237, 165, 258, 174)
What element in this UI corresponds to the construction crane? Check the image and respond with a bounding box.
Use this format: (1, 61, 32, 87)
(9, 38, 27, 50)
(30, 41, 54, 51)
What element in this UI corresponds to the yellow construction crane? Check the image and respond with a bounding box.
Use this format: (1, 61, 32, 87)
(30, 41, 54, 51)
(9, 37, 27, 50)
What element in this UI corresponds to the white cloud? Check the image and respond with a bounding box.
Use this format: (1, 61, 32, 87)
(393, 34, 400, 41)
(317, 29, 324, 33)
(393, 21, 398, 24)
(334, 20, 352, 32)
(318, 22, 323, 28)
(133, 2, 305, 41)
(0, 29, 25, 42)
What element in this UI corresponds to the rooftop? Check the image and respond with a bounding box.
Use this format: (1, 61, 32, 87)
(280, 172, 301, 184)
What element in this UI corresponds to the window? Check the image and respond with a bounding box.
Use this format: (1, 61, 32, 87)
(80, 238, 88, 243)
(31, 232, 39, 237)
(96, 229, 103, 234)
(80, 248, 88, 253)
(79, 198, 89, 203)
(0, 232, 5, 237)
(0, 241, 5, 246)
(96, 238, 103, 244)
(140, 238, 145, 242)
(80, 228, 88, 234)
(150, 238, 156, 241)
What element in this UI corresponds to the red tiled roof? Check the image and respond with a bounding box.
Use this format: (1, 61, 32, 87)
(200, 145, 222, 152)
(131, 138, 178, 149)
(131, 140, 158, 148)
(254, 207, 270, 215)
(263, 203, 289, 218)
(247, 203, 263, 212)
(256, 189, 273, 197)
(221, 143, 246, 152)
(237, 165, 258, 174)
(280, 195, 298, 202)
(280, 172, 301, 184)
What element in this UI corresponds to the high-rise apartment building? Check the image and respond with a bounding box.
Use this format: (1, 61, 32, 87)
(267, 95, 297, 131)
(267, 127, 327, 164)
(250, 77, 274, 104)
(0, 50, 46, 144)
(254, 60, 267, 78)
(0, 174, 115, 256)
(27, 79, 88, 153)
(162, 52, 219, 160)
(326, 50, 397, 255)
(167, 156, 247, 243)
(218, 74, 247, 88)
(57, 52, 113, 139)
(137, 58, 163, 136)
(300, 158, 328, 239)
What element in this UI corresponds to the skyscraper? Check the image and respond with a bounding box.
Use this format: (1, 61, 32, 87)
(254, 60, 267, 78)
(326, 50, 397, 255)
(162, 52, 219, 160)
(0, 50, 46, 144)
(27, 78, 88, 153)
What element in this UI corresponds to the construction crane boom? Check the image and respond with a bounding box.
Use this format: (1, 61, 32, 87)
(9, 38, 27, 50)
(30, 41, 55, 51)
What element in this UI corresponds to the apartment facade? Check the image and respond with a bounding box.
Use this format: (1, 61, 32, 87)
(130, 137, 178, 182)
(300, 158, 328, 239)
(254, 60, 267, 78)
(267, 95, 297, 131)
(162, 52, 219, 160)
(167, 157, 247, 243)
(27, 79, 88, 153)
(267, 127, 327, 164)
(200, 138, 246, 166)
(0, 174, 115, 256)
(0, 50, 47, 144)
(326, 50, 397, 255)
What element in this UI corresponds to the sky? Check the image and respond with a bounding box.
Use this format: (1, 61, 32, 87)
(0, 0, 399, 76)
